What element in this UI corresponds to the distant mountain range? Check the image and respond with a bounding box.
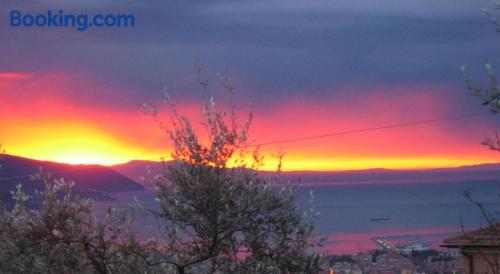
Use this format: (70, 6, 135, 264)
(275, 164, 500, 185)
(0, 155, 144, 196)
(112, 160, 172, 188)
(112, 160, 500, 187)
(3, 155, 500, 198)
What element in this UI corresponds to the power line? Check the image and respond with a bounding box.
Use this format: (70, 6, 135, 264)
(254, 112, 482, 146)
(0, 164, 135, 182)
(0, 112, 485, 182)
(0, 155, 169, 182)
(0, 165, 105, 182)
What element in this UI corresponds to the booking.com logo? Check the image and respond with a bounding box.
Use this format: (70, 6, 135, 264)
(9, 10, 135, 31)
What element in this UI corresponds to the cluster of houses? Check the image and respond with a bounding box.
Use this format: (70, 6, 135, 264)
(329, 224, 500, 274)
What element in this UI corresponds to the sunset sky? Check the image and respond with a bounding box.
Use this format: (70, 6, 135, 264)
(1, 0, 500, 170)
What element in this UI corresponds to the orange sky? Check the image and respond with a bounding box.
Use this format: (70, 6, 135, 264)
(1, 72, 499, 170)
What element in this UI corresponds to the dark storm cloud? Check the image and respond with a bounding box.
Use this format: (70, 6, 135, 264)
(0, 0, 498, 109)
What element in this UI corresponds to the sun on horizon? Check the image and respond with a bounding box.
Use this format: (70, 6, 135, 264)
(2, 73, 500, 171)
(2, 112, 500, 170)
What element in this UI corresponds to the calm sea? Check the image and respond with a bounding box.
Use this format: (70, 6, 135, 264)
(96, 179, 500, 254)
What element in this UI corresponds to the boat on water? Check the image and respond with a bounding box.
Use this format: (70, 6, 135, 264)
(370, 217, 390, 221)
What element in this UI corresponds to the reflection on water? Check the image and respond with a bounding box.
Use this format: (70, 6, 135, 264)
(95, 179, 500, 254)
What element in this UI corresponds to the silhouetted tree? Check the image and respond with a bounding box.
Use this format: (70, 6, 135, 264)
(0, 172, 151, 273)
(139, 71, 324, 273)
(0, 71, 323, 273)
(460, 3, 500, 273)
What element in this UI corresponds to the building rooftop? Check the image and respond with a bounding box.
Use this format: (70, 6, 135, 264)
(441, 224, 500, 248)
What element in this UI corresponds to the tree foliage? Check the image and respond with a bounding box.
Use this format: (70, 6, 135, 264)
(461, 3, 500, 151)
(460, 4, 500, 273)
(0, 72, 323, 273)
(140, 72, 324, 273)
(0, 173, 150, 274)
